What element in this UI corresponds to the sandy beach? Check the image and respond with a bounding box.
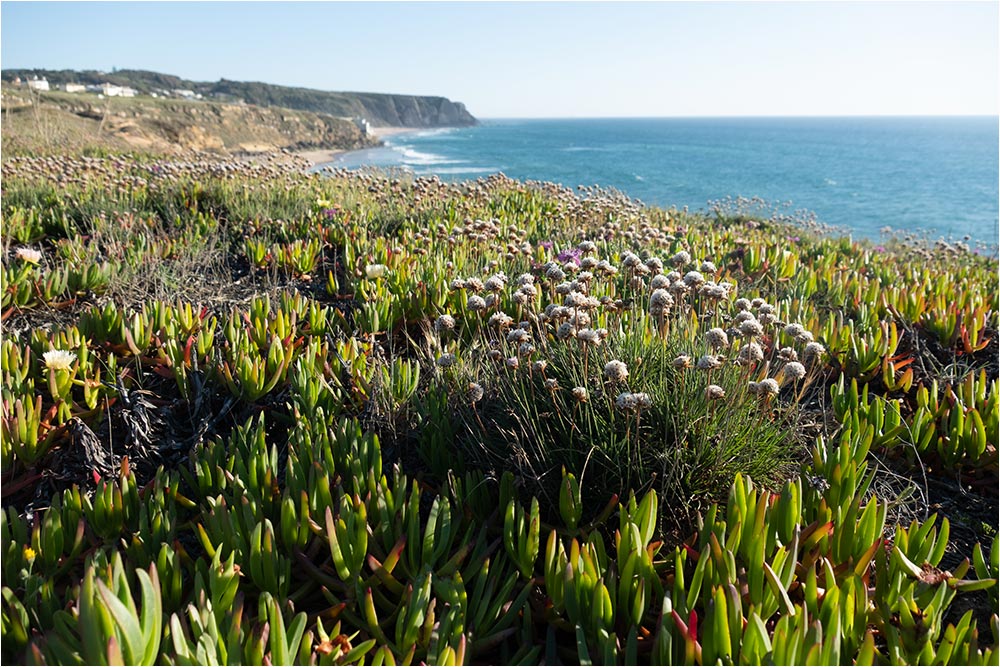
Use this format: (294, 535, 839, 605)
(296, 127, 422, 167)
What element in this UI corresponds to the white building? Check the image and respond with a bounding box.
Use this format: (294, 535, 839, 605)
(172, 89, 197, 100)
(26, 77, 49, 92)
(61, 83, 86, 93)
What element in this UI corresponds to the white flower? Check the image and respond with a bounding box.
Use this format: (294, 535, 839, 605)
(467, 295, 487, 312)
(544, 378, 559, 390)
(15, 247, 42, 264)
(467, 382, 484, 403)
(604, 360, 629, 382)
(518, 342, 535, 357)
(578, 240, 597, 254)
(699, 260, 718, 274)
(43, 349, 77, 370)
(735, 298, 752, 311)
(750, 378, 780, 396)
(449, 278, 467, 291)
(484, 276, 505, 292)
(673, 354, 693, 369)
(465, 277, 484, 292)
(505, 357, 520, 370)
(532, 360, 548, 373)
(516, 273, 535, 286)
(488, 312, 514, 328)
(634, 392, 652, 409)
(572, 387, 589, 402)
(649, 289, 673, 314)
(546, 266, 566, 282)
(365, 264, 387, 279)
(734, 310, 757, 324)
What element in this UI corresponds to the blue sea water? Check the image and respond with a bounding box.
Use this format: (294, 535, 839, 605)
(321, 117, 999, 246)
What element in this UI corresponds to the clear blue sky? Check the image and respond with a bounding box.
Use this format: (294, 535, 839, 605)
(2, 1, 997, 118)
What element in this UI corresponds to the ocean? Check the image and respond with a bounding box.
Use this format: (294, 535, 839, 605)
(319, 117, 999, 246)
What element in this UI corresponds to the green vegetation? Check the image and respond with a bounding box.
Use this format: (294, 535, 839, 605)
(1, 153, 997, 665)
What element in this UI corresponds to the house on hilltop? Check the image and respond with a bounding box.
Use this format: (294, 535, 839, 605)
(84, 83, 138, 97)
(61, 83, 87, 93)
(26, 76, 49, 92)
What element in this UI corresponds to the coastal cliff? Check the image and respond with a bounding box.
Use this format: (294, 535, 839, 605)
(1, 69, 478, 128)
(0, 88, 375, 157)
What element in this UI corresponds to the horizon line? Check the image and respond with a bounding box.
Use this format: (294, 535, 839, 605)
(476, 113, 1000, 120)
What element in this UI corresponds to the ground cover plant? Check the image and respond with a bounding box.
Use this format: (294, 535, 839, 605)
(1, 153, 998, 665)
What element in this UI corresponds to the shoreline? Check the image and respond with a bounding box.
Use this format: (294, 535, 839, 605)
(295, 126, 421, 167)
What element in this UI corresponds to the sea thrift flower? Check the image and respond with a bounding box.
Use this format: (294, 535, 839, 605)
(465, 277, 484, 292)
(556, 323, 577, 340)
(734, 310, 757, 324)
(435, 315, 456, 332)
(544, 378, 559, 391)
(804, 342, 827, 361)
(467, 382, 484, 403)
(546, 266, 566, 282)
(505, 357, 520, 370)
(649, 289, 674, 315)
(506, 328, 530, 344)
(449, 278, 467, 291)
(738, 319, 764, 338)
(783, 323, 805, 339)
(673, 355, 693, 369)
(704, 385, 726, 400)
(697, 354, 723, 370)
(516, 273, 535, 286)
(518, 342, 535, 357)
(436, 353, 456, 368)
(572, 387, 589, 402)
(650, 274, 670, 289)
(365, 264, 387, 279)
(699, 260, 718, 274)
(532, 360, 548, 374)
(43, 349, 77, 370)
(488, 350, 503, 362)
(705, 328, 729, 350)
(467, 295, 487, 312)
(778, 347, 798, 362)
(616, 392, 638, 411)
(750, 378, 780, 396)
(734, 298, 752, 311)
(795, 330, 815, 344)
(604, 360, 629, 382)
(783, 362, 806, 381)
(671, 250, 691, 266)
(578, 240, 597, 254)
(577, 328, 602, 347)
(737, 342, 765, 364)
(683, 271, 705, 287)
(15, 247, 42, 264)
(488, 312, 514, 328)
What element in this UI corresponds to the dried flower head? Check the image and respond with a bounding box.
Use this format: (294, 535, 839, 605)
(738, 319, 764, 338)
(804, 342, 827, 361)
(699, 260, 718, 274)
(578, 240, 598, 254)
(604, 360, 629, 382)
(783, 323, 805, 339)
(532, 360, 548, 374)
(572, 386, 589, 402)
(783, 362, 806, 381)
(683, 270, 705, 287)
(544, 378, 560, 391)
(435, 315, 456, 332)
(704, 384, 726, 400)
(436, 353, 456, 368)
(577, 328, 602, 347)
(673, 354, 693, 369)
(650, 274, 670, 290)
(749, 378, 780, 396)
(488, 312, 514, 328)
(615, 392, 638, 411)
(467, 382, 485, 403)
(671, 250, 691, 266)
(697, 354, 724, 371)
(506, 328, 530, 344)
(505, 357, 520, 370)
(737, 342, 765, 364)
(467, 295, 487, 312)
(518, 342, 536, 357)
(734, 298, 752, 311)
(705, 327, 729, 350)
(778, 347, 798, 362)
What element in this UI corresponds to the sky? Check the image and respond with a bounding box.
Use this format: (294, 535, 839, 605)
(1, 1, 997, 118)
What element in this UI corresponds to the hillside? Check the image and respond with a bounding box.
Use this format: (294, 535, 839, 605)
(1, 68, 478, 127)
(0, 87, 375, 157)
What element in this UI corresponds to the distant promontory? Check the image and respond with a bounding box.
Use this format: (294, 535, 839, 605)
(1, 68, 478, 128)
